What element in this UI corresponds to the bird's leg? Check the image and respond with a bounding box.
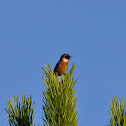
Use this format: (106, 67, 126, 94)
(58, 76, 64, 87)
(58, 76, 61, 83)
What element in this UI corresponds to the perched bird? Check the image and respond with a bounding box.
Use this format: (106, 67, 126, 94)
(54, 54, 72, 76)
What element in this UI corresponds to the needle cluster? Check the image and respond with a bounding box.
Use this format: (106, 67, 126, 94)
(41, 64, 78, 126)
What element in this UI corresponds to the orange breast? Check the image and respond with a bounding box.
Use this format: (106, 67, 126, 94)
(57, 61, 69, 76)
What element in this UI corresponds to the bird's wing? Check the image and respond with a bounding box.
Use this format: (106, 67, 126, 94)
(54, 60, 61, 72)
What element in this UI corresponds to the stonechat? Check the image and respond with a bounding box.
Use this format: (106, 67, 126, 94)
(54, 54, 72, 76)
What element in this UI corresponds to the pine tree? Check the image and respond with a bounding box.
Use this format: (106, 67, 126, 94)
(41, 64, 79, 126)
(108, 96, 126, 126)
(5, 95, 35, 126)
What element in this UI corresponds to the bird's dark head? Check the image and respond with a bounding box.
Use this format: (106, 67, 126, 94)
(61, 54, 72, 61)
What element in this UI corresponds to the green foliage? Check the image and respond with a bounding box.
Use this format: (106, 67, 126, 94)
(41, 64, 78, 126)
(108, 96, 126, 126)
(5, 95, 35, 126)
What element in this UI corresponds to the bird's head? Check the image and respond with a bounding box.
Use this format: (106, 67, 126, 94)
(60, 54, 72, 62)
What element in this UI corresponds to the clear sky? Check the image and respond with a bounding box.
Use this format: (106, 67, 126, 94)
(0, 0, 126, 126)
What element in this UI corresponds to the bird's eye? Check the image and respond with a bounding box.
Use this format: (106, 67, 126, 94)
(65, 56, 69, 59)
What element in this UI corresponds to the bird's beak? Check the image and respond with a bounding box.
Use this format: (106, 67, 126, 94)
(70, 56, 72, 58)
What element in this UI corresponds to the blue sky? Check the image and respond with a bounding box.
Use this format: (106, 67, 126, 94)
(0, 0, 126, 125)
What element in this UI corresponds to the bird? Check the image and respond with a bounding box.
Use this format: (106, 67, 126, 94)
(54, 54, 72, 77)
